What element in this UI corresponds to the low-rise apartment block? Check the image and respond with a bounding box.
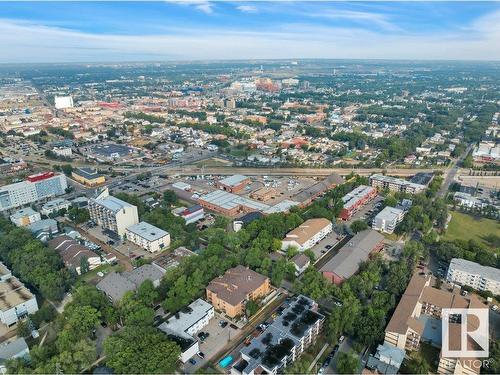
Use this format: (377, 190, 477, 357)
(446, 258, 500, 295)
(206, 266, 270, 318)
(40, 198, 71, 216)
(48, 235, 103, 275)
(384, 273, 484, 375)
(0, 171, 67, 212)
(125, 221, 170, 253)
(372, 206, 404, 234)
(88, 189, 139, 237)
(0, 262, 38, 326)
(281, 218, 332, 252)
(231, 295, 325, 375)
(158, 298, 214, 363)
(339, 185, 377, 220)
(369, 174, 426, 195)
(10, 207, 41, 227)
(453, 192, 487, 209)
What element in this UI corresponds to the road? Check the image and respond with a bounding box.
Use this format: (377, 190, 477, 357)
(438, 144, 473, 198)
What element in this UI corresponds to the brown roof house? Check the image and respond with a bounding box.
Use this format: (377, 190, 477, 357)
(48, 235, 103, 275)
(206, 266, 270, 319)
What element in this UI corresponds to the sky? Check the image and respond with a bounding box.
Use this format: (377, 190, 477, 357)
(1, 1, 500, 63)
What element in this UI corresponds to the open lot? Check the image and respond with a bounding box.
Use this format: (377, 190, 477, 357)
(443, 211, 500, 248)
(182, 316, 240, 373)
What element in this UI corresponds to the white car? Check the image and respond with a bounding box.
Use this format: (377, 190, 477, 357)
(492, 305, 498, 311)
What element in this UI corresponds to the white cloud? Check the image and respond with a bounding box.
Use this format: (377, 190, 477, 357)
(169, 0, 214, 14)
(307, 9, 398, 31)
(0, 10, 499, 63)
(237, 5, 258, 13)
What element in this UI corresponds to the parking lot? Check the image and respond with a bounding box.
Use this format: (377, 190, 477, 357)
(347, 195, 384, 224)
(182, 316, 241, 373)
(310, 231, 344, 262)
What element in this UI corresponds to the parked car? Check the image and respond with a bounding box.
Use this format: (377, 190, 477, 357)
(339, 335, 345, 343)
(189, 358, 196, 365)
(197, 352, 205, 359)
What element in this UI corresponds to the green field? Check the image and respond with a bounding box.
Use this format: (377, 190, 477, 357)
(444, 211, 500, 248)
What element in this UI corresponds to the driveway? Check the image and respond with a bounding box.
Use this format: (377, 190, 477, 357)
(327, 337, 355, 374)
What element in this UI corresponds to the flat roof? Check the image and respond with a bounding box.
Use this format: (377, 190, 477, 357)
(374, 206, 403, 221)
(218, 174, 249, 187)
(449, 258, 500, 281)
(126, 221, 169, 242)
(342, 185, 375, 210)
(370, 174, 426, 189)
(160, 298, 213, 336)
(199, 190, 270, 212)
(10, 207, 38, 219)
(94, 195, 135, 213)
(73, 167, 104, 180)
(0, 276, 35, 311)
(284, 218, 332, 246)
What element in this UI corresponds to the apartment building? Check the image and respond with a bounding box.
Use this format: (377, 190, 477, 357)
(125, 221, 170, 253)
(88, 189, 139, 237)
(172, 205, 205, 225)
(10, 207, 41, 227)
(320, 230, 384, 284)
(48, 235, 103, 275)
(158, 299, 214, 363)
(372, 206, 404, 234)
(446, 258, 500, 295)
(0, 262, 39, 326)
(0, 172, 67, 211)
(206, 266, 270, 318)
(281, 218, 333, 252)
(216, 174, 251, 193)
(339, 185, 377, 220)
(369, 174, 426, 195)
(40, 198, 71, 216)
(384, 273, 484, 375)
(231, 295, 325, 375)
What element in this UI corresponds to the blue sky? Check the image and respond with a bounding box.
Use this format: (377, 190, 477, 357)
(1, 1, 499, 63)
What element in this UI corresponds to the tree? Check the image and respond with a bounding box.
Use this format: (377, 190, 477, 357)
(60, 164, 74, 176)
(68, 206, 90, 224)
(246, 300, 259, 317)
(79, 256, 90, 274)
(104, 326, 180, 374)
(163, 190, 178, 206)
(402, 354, 430, 374)
(350, 220, 369, 234)
(336, 351, 359, 374)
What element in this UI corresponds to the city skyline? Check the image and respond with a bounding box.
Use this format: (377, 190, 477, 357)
(1, 1, 500, 63)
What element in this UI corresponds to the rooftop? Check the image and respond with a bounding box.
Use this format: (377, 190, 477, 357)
(449, 258, 500, 282)
(73, 167, 104, 180)
(374, 206, 403, 221)
(126, 221, 169, 242)
(320, 229, 384, 279)
(159, 298, 213, 338)
(93, 195, 136, 213)
(218, 174, 249, 187)
(10, 207, 38, 219)
(153, 247, 197, 272)
(342, 185, 376, 210)
(0, 275, 35, 311)
(370, 174, 426, 189)
(207, 265, 268, 306)
(284, 218, 332, 246)
(199, 190, 270, 212)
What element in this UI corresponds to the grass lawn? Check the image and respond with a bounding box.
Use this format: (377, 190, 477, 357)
(443, 211, 500, 248)
(78, 263, 121, 284)
(419, 342, 441, 372)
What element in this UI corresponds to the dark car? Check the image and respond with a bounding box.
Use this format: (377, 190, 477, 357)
(325, 244, 333, 250)
(197, 352, 205, 359)
(220, 321, 228, 328)
(188, 358, 196, 365)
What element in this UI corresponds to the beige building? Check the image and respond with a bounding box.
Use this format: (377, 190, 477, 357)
(206, 266, 270, 318)
(281, 218, 332, 252)
(384, 273, 484, 375)
(125, 221, 170, 253)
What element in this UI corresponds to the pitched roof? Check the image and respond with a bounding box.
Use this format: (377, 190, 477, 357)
(206, 265, 268, 306)
(48, 235, 100, 269)
(284, 218, 332, 246)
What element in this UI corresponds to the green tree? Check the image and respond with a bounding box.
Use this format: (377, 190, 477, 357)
(104, 326, 181, 374)
(350, 220, 369, 234)
(402, 354, 430, 374)
(246, 300, 259, 317)
(336, 351, 359, 374)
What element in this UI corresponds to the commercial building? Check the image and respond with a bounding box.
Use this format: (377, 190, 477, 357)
(453, 192, 487, 209)
(372, 206, 404, 234)
(250, 187, 276, 202)
(446, 258, 500, 295)
(48, 235, 102, 275)
(472, 141, 500, 166)
(88, 189, 139, 237)
(96, 264, 165, 303)
(281, 218, 333, 252)
(206, 266, 270, 318)
(0, 262, 38, 326)
(320, 230, 384, 284)
(0, 172, 67, 211)
(71, 168, 106, 187)
(291, 173, 343, 207)
(216, 175, 251, 193)
(339, 185, 377, 220)
(369, 174, 426, 195)
(125, 221, 170, 253)
(198, 190, 270, 217)
(40, 198, 71, 216)
(54, 96, 74, 109)
(231, 295, 325, 375)
(384, 273, 483, 374)
(158, 298, 214, 363)
(172, 205, 205, 225)
(10, 207, 41, 227)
